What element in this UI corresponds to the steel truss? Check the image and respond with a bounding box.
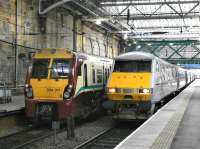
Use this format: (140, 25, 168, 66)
(100, 0, 200, 20)
(126, 40, 200, 64)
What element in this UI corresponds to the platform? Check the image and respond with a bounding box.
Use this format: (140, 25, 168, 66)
(0, 95, 25, 113)
(115, 79, 199, 149)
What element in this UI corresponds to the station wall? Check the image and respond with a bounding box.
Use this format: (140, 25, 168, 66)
(0, 0, 120, 86)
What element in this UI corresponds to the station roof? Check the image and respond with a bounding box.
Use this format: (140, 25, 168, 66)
(97, 0, 200, 40)
(39, 0, 200, 66)
(39, 0, 200, 40)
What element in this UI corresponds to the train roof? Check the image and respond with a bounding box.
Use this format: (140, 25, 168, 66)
(115, 51, 155, 61)
(34, 48, 113, 63)
(76, 52, 113, 63)
(115, 51, 177, 68)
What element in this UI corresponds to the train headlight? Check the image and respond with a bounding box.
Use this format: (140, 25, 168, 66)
(67, 84, 73, 93)
(24, 84, 33, 98)
(108, 88, 116, 93)
(139, 88, 150, 94)
(63, 84, 73, 100)
(26, 89, 33, 98)
(143, 89, 150, 94)
(63, 91, 70, 99)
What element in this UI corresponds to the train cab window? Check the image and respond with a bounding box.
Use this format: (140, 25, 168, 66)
(31, 59, 50, 78)
(51, 59, 71, 79)
(114, 60, 151, 72)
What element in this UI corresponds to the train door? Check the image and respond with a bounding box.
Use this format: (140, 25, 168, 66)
(84, 64, 88, 87)
(185, 71, 188, 84)
(177, 70, 180, 89)
(105, 69, 108, 83)
(103, 64, 105, 86)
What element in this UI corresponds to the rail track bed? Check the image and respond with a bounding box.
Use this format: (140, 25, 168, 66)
(75, 121, 143, 149)
(74, 86, 189, 149)
(0, 126, 53, 149)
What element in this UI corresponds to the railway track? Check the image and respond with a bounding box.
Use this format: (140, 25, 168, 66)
(0, 109, 24, 118)
(74, 86, 188, 149)
(0, 125, 53, 149)
(75, 121, 143, 149)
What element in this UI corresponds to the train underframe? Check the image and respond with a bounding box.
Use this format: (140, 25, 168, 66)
(106, 85, 191, 120)
(25, 90, 105, 123)
(104, 100, 155, 120)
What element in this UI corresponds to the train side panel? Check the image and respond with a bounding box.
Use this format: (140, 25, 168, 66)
(151, 59, 178, 103)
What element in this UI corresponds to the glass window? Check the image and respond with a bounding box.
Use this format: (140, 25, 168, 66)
(51, 59, 71, 79)
(114, 60, 151, 72)
(97, 69, 103, 83)
(31, 59, 50, 78)
(92, 69, 96, 83)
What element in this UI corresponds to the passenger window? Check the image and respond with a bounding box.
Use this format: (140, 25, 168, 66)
(156, 62, 159, 72)
(97, 69, 103, 83)
(92, 69, 96, 84)
(78, 64, 82, 76)
(105, 69, 108, 83)
(84, 64, 88, 87)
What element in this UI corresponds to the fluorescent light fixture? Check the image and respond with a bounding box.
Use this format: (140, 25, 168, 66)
(123, 34, 128, 39)
(147, 43, 152, 46)
(96, 19, 102, 25)
(128, 43, 132, 46)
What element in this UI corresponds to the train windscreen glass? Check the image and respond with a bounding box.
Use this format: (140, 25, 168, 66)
(114, 60, 151, 72)
(31, 59, 50, 78)
(51, 59, 71, 79)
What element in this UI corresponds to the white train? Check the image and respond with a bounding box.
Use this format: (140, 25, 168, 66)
(105, 51, 195, 119)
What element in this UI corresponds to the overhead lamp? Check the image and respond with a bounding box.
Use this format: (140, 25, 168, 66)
(137, 45, 141, 48)
(147, 43, 152, 46)
(128, 43, 132, 47)
(169, 43, 174, 46)
(123, 34, 128, 40)
(96, 19, 102, 25)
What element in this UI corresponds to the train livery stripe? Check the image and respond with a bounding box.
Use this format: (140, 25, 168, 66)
(76, 85, 104, 96)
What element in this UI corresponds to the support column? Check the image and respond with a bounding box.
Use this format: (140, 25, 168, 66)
(73, 16, 77, 51)
(14, 0, 18, 88)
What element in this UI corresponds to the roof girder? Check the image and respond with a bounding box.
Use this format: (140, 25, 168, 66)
(100, 0, 200, 6)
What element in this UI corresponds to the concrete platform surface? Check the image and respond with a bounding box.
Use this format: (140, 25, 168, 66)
(0, 95, 25, 113)
(170, 81, 200, 149)
(115, 80, 199, 149)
